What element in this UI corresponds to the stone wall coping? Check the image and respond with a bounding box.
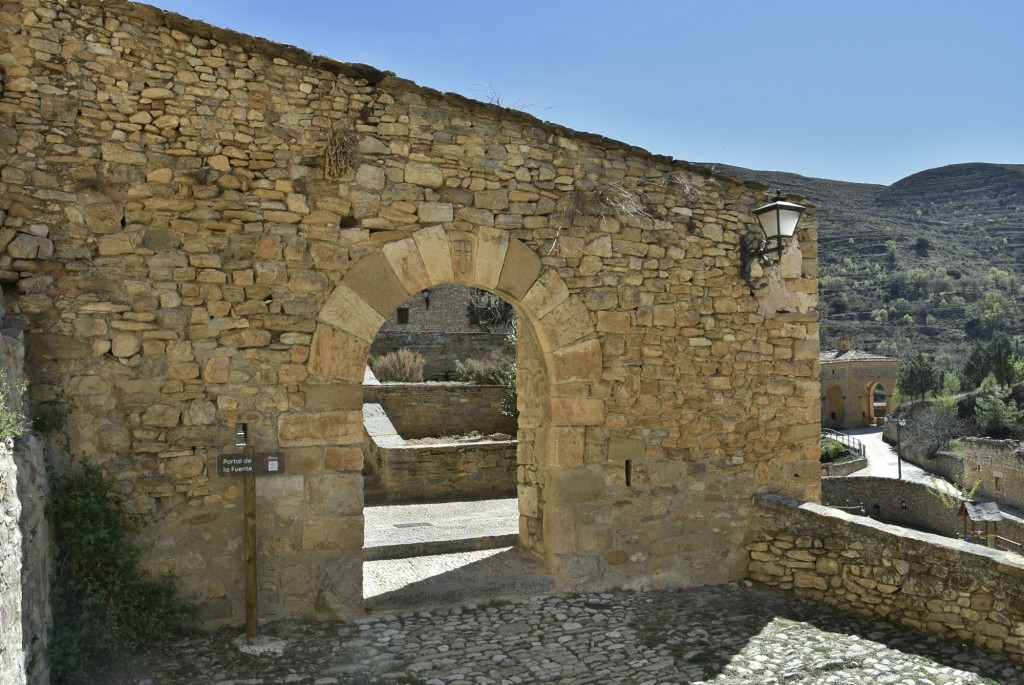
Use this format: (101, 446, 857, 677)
(753, 492, 1024, 573)
(964, 436, 1022, 451)
(88, 0, 773, 199)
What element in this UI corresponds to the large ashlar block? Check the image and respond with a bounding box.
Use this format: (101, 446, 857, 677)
(551, 397, 605, 426)
(412, 225, 454, 285)
(548, 426, 585, 468)
(473, 226, 509, 290)
(543, 501, 579, 554)
(278, 410, 361, 448)
(496, 239, 541, 300)
(318, 283, 385, 343)
(553, 338, 602, 383)
(522, 269, 569, 320)
(381, 237, 431, 295)
(342, 252, 409, 316)
(301, 516, 363, 550)
(305, 473, 363, 516)
(308, 325, 369, 383)
(316, 553, 363, 617)
(538, 298, 592, 351)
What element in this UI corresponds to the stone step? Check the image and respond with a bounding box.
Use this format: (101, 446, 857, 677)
(364, 533, 517, 561)
(363, 546, 555, 613)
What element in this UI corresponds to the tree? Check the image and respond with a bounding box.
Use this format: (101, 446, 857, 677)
(959, 333, 1024, 391)
(901, 401, 963, 458)
(974, 374, 1020, 438)
(896, 352, 941, 403)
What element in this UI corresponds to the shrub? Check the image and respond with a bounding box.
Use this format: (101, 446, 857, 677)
(819, 438, 851, 463)
(454, 356, 511, 385)
(370, 348, 425, 382)
(49, 468, 190, 683)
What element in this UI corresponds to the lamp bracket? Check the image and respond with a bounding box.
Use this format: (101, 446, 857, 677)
(740, 232, 783, 292)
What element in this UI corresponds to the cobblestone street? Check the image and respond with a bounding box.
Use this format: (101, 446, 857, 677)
(103, 583, 1022, 685)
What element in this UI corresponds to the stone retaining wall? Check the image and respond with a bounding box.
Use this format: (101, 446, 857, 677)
(363, 403, 515, 502)
(363, 383, 515, 438)
(821, 476, 958, 536)
(962, 438, 1024, 511)
(749, 493, 1024, 662)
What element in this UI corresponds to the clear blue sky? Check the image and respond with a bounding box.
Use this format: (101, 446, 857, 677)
(143, 1, 1022, 186)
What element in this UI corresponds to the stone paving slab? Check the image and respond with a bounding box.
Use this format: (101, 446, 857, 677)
(98, 583, 1024, 684)
(364, 547, 555, 612)
(363, 498, 518, 551)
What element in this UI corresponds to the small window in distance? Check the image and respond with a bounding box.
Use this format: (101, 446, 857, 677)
(396, 307, 409, 325)
(995, 477, 1002, 491)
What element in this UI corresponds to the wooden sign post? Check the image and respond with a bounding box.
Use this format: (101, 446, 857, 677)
(217, 425, 285, 641)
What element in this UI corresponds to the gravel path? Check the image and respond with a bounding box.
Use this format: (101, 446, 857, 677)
(99, 584, 1022, 685)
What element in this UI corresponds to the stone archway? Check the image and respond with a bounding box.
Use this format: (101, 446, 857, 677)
(866, 381, 889, 425)
(301, 226, 600, 613)
(824, 384, 845, 428)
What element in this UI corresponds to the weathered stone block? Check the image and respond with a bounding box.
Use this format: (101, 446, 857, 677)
(278, 410, 361, 448)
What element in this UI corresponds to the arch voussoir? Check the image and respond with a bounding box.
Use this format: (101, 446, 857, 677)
(412, 225, 455, 284)
(382, 236, 432, 296)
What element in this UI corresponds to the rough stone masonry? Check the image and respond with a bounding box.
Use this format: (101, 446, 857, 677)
(0, 0, 819, 625)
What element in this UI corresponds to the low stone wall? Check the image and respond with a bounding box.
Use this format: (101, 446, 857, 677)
(899, 448, 964, 486)
(364, 404, 516, 502)
(819, 456, 867, 478)
(363, 384, 516, 439)
(749, 493, 1024, 662)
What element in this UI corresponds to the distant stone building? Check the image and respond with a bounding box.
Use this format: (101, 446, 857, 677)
(371, 284, 513, 379)
(820, 336, 900, 428)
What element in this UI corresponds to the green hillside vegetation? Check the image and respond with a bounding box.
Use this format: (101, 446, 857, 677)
(711, 162, 1024, 371)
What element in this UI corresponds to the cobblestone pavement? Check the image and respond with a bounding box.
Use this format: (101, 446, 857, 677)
(101, 583, 1022, 685)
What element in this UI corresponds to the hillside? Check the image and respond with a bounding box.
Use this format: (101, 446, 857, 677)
(709, 162, 1024, 366)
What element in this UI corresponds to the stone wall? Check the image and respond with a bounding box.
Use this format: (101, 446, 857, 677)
(0, 437, 24, 685)
(363, 383, 515, 438)
(899, 437, 1024, 512)
(0, 0, 820, 624)
(372, 283, 512, 380)
(749, 494, 1024, 662)
(371, 330, 509, 381)
(364, 403, 515, 502)
(962, 438, 1024, 511)
(0, 299, 48, 685)
(821, 476, 959, 536)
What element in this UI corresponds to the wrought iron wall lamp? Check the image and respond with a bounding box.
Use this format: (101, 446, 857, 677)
(740, 191, 806, 292)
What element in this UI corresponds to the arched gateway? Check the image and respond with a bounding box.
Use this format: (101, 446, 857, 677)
(2, 0, 821, 626)
(300, 226, 597, 613)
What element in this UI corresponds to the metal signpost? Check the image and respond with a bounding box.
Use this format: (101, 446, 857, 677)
(217, 425, 284, 641)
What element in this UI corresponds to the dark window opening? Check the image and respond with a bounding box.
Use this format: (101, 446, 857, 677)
(396, 308, 409, 325)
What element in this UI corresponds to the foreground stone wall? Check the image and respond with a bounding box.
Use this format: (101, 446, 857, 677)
(363, 383, 515, 438)
(0, 0, 819, 624)
(0, 300, 47, 685)
(0, 438, 24, 685)
(749, 494, 1024, 662)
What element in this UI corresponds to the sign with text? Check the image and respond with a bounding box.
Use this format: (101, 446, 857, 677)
(217, 451, 285, 477)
